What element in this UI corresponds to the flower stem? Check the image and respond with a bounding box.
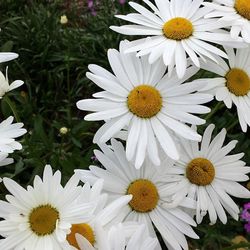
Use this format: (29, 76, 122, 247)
(4, 95, 20, 122)
(204, 101, 224, 121)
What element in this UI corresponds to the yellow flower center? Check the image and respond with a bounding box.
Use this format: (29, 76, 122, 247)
(163, 17, 193, 40)
(127, 179, 159, 213)
(29, 205, 59, 236)
(186, 158, 215, 186)
(127, 85, 162, 118)
(67, 223, 95, 249)
(235, 0, 250, 20)
(225, 68, 250, 96)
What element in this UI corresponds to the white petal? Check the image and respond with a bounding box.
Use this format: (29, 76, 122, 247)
(175, 43, 187, 78)
(157, 112, 201, 141)
(99, 113, 133, 143)
(151, 117, 179, 160)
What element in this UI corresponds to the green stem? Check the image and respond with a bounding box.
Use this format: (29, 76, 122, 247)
(204, 102, 224, 121)
(80, 132, 94, 137)
(4, 95, 20, 122)
(66, 61, 71, 123)
(227, 119, 239, 132)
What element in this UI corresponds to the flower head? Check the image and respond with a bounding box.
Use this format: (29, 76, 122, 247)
(198, 46, 250, 132)
(75, 139, 199, 250)
(77, 40, 212, 168)
(119, 0, 126, 4)
(0, 165, 95, 250)
(59, 127, 68, 135)
(60, 15, 68, 24)
(205, 0, 250, 43)
(110, 0, 244, 78)
(0, 67, 24, 98)
(162, 124, 250, 224)
(87, 0, 97, 16)
(241, 202, 250, 221)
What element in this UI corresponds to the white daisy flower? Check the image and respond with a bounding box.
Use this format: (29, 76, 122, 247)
(0, 116, 27, 153)
(204, 0, 250, 43)
(197, 46, 250, 132)
(77, 40, 212, 168)
(75, 222, 158, 250)
(162, 124, 250, 225)
(75, 139, 199, 250)
(0, 52, 18, 63)
(0, 165, 96, 250)
(0, 67, 24, 98)
(110, 0, 245, 78)
(64, 179, 132, 250)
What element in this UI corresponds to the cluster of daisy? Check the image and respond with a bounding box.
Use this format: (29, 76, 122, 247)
(0, 165, 157, 249)
(1, 0, 250, 249)
(75, 0, 250, 248)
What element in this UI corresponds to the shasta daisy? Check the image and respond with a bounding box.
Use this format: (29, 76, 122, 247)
(0, 165, 95, 250)
(0, 67, 24, 98)
(205, 0, 250, 43)
(110, 0, 244, 78)
(197, 46, 250, 132)
(75, 139, 199, 250)
(77, 40, 212, 168)
(162, 124, 250, 224)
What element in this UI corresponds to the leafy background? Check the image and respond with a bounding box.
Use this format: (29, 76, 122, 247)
(0, 0, 250, 249)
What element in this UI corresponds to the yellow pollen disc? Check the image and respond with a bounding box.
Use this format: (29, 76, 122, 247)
(29, 205, 59, 236)
(67, 223, 95, 249)
(225, 68, 250, 96)
(127, 85, 162, 118)
(163, 17, 193, 40)
(235, 0, 250, 20)
(186, 158, 215, 186)
(127, 179, 159, 213)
